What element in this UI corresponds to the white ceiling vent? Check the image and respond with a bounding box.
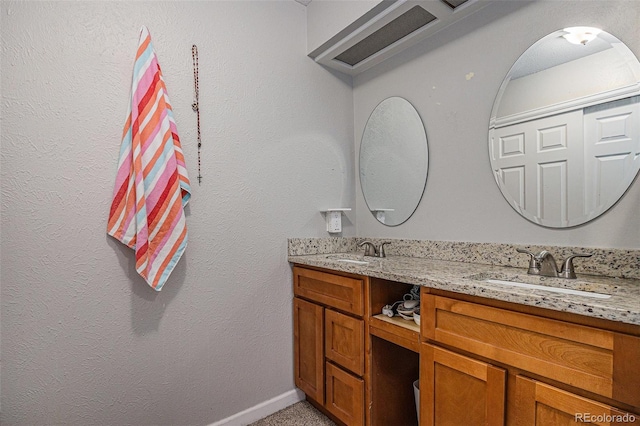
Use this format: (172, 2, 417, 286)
(309, 0, 491, 75)
(334, 6, 437, 66)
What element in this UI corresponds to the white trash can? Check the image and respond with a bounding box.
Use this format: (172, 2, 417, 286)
(413, 379, 420, 423)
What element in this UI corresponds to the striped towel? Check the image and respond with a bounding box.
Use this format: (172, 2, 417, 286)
(108, 26, 191, 291)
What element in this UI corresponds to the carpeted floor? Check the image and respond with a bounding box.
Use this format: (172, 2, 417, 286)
(249, 401, 336, 426)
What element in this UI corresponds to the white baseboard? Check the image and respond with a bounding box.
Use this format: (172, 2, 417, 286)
(208, 388, 305, 426)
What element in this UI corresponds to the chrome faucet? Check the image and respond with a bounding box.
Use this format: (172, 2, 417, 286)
(359, 240, 376, 256)
(358, 240, 390, 258)
(536, 250, 561, 277)
(517, 248, 592, 279)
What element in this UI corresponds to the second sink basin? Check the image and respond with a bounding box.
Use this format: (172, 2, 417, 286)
(483, 278, 611, 299)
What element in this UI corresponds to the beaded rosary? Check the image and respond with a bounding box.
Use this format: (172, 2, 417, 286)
(191, 45, 202, 185)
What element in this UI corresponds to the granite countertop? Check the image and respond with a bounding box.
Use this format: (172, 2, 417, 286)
(288, 253, 640, 326)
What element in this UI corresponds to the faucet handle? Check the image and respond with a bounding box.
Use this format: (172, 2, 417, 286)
(378, 241, 391, 258)
(358, 240, 377, 257)
(516, 248, 535, 256)
(559, 253, 592, 279)
(516, 248, 541, 274)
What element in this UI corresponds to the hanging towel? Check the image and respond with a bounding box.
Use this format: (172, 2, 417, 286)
(108, 26, 191, 291)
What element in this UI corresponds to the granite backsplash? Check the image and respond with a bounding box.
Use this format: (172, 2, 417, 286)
(288, 237, 640, 280)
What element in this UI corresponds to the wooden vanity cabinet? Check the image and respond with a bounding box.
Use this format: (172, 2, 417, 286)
(421, 292, 640, 425)
(293, 266, 367, 426)
(293, 264, 640, 425)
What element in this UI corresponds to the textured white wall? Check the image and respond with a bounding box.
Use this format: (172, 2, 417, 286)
(354, 1, 640, 249)
(0, 1, 354, 424)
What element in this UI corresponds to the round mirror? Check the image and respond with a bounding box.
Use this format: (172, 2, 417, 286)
(360, 97, 428, 226)
(489, 28, 640, 228)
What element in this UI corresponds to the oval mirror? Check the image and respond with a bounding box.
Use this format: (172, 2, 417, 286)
(360, 97, 428, 226)
(489, 28, 640, 228)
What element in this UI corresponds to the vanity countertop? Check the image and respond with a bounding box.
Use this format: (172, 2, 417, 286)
(288, 253, 640, 326)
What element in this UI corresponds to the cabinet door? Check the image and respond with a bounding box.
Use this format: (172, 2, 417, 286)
(515, 376, 640, 425)
(326, 361, 365, 426)
(294, 297, 324, 403)
(420, 343, 506, 426)
(325, 308, 364, 376)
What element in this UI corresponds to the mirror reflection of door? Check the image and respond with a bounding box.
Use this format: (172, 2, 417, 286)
(583, 97, 640, 215)
(489, 28, 640, 228)
(491, 110, 584, 226)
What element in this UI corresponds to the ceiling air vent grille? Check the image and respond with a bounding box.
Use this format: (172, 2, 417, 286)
(333, 5, 437, 67)
(442, 0, 470, 9)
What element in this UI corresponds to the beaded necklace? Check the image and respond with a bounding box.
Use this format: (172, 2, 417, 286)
(191, 45, 202, 185)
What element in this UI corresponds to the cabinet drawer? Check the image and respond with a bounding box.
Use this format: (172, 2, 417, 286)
(424, 295, 640, 407)
(515, 376, 640, 425)
(325, 309, 364, 376)
(325, 361, 364, 426)
(294, 266, 364, 316)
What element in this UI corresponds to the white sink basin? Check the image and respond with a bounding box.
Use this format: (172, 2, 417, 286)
(324, 254, 369, 265)
(335, 259, 369, 265)
(484, 279, 611, 299)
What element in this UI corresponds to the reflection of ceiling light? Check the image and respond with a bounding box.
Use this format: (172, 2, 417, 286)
(562, 27, 602, 45)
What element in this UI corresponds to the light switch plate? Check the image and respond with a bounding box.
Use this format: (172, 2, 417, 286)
(327, 211, 342, 233)
(321, 208, 351, 234)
